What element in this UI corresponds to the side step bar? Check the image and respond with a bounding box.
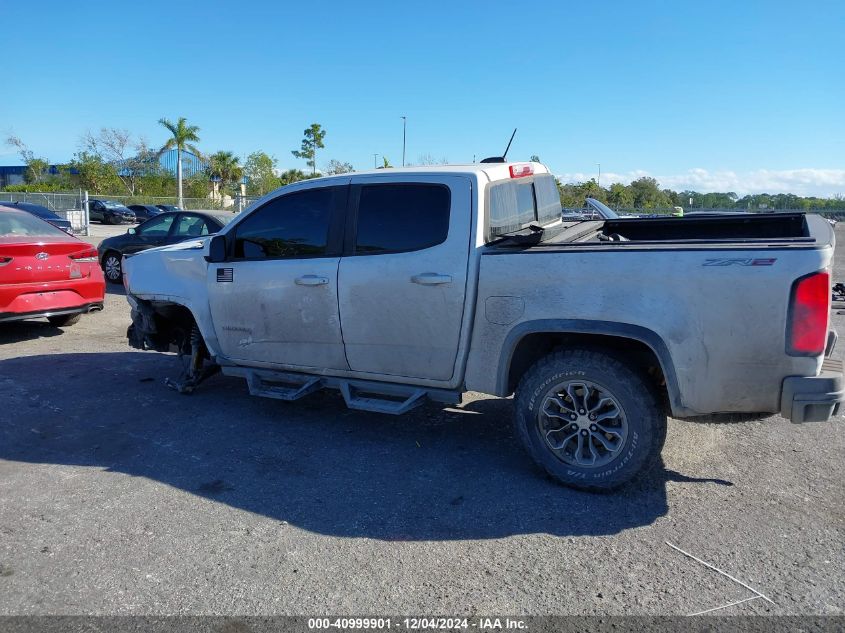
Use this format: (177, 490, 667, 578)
(245, 371, 322, 401)
(222, 367, 460, 415)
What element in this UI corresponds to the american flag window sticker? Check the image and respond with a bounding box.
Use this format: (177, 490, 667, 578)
(217, 267, 234, 282)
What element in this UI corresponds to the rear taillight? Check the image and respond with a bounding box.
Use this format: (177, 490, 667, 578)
(69, 248, 99, 263)
(787, 271, 830, 356)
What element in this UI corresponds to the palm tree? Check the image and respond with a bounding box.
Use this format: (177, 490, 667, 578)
(208, 151, 243, 196)
(157, 117, 202, 208)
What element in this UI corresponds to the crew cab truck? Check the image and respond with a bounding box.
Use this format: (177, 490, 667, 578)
(122, 162, 843, 490)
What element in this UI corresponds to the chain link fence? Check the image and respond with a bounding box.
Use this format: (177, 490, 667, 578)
(0, 191, 261, 234)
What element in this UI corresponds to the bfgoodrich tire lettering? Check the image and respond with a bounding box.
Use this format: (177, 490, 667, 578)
(514, 348, 666, 491)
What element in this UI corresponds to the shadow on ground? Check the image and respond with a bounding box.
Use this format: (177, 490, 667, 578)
(0, 352, 728, 540)
(105, 283, 126, 296)
(0, 321, 64, 344)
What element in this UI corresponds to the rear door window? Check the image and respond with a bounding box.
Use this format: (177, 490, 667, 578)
(353, 183, 450, 254)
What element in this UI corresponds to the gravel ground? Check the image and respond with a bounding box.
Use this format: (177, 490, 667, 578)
(0, 225, 843, 616)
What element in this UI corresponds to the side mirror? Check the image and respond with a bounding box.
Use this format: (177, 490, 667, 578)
(205, 234, 227, 263)
(127, 227, 136, 235)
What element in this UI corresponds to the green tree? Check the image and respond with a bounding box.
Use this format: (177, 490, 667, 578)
(529, 155, 541, 163)
(208, 151, 243, 194)
(291, 123, 326, 175)
(324, 159, 354, 175)
(607, 183, 634, 209)
(69, 152, 123, 194)
(244, 151, 279, 195)
(577, 178, 607, 202)
(278, 169, 317, 186)
(629, 176, 670, 209)
(184, 173, 210, 201)
(157, 117, 202, 208)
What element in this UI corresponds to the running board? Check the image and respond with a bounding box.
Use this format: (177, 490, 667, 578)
(246, 371, 322, 401)
(339, 381, 427, 415)
(222, 367, 460, 414)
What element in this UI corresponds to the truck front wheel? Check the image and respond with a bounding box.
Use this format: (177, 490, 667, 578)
(514, 349, 666, 491)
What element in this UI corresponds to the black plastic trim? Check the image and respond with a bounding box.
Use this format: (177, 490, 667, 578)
(781, 358, 845, 423)
(496, 318, 688, 416)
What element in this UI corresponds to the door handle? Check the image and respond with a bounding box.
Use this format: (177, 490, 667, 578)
(411, 273, 452, 285)
(295, 275, 329, 286)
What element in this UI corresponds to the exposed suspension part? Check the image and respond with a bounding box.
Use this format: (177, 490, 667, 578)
(165, 324, 220, 394)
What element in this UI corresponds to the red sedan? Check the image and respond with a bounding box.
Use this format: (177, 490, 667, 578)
(0, 206, 105, 326)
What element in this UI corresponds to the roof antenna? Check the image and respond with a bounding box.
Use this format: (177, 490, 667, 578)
(480, 128, 517, 163)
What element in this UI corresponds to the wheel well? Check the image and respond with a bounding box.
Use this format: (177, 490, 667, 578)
(506, 332, 668, 398)
(132, 301, 198, 354)
(101, 249, 120, 266)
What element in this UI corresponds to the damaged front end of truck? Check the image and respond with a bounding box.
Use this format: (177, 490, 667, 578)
(127, 296, 219, 394)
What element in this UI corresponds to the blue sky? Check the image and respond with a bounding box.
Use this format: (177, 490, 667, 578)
(1, 0, 843, 195)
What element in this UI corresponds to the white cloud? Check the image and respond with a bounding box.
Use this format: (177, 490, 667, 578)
(556, 168, 845, 197)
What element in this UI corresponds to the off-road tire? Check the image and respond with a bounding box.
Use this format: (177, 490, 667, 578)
(47, 313, 82, 327)
(514, 348, 666, 491)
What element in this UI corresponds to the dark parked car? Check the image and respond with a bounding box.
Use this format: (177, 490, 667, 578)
(127, 204, 163, 222)
(155, 204, 181, 213)
(97, 211, 230, 283)
(89, 200, 136, 224)
(1, 201, 73, 234)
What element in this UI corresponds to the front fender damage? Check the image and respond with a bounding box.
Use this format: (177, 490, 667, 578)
(127, 298, 169, 352)
(127, 296, 220, 393)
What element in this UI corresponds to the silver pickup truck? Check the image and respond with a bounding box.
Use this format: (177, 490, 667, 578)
(122, 162, 843, 490)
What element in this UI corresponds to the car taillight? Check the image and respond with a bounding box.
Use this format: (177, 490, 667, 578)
(787, 271, 830, 356)
(69, 248, 99, 263)
(509, 163, 534, 178)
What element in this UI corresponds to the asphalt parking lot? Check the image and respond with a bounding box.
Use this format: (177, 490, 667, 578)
(0, 225, 843, 616)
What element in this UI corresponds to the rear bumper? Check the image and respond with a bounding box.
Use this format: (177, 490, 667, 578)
(0, 301, 103, 323)
(781, 356, 845, 423)
(0, 276, 105, 321)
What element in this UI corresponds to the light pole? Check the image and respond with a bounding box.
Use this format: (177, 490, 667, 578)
(597, 163, 601, 188)
(373, 153, 379, 169)
(401, 116, 407, 167)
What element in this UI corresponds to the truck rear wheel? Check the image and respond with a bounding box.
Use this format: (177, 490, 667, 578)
(514, 349, 666, 491)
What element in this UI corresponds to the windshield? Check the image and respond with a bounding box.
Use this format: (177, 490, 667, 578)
(586, 198, 619, 219)
(104, 202, 131, 211)
(0, 210, 70, 238)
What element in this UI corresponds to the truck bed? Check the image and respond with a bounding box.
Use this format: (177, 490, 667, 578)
(517, 212, 827, 249)
(470, 212, 835, 416)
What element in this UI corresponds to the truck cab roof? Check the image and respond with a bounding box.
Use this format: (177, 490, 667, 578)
(301, 162, 552, 185)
